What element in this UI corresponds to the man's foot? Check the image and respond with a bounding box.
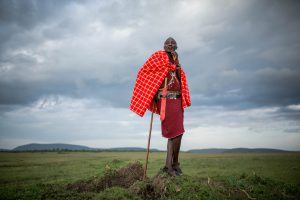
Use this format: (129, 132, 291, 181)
(173, 163, 183, 175)
(167, 168, 177, 177)
(162, 166, 178, 176)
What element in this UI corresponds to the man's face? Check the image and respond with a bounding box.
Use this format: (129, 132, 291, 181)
(164, 37, 177, 52)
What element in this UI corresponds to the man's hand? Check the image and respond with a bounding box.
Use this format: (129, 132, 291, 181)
(171, 51, 181, 68)
(171, 51, 178, 61)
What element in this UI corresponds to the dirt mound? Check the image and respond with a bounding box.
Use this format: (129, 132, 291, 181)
(66, 161, 144, 192)
(47, 164, 300, 199)
(66, 162, 183, 199)
(129, 180, 154, 199)
(129, 169, 181, 199)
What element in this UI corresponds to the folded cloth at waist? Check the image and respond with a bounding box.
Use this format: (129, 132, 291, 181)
(157, 91, 181, 99)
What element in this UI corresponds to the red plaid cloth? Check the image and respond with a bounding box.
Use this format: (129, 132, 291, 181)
(130, 50, 191, 117)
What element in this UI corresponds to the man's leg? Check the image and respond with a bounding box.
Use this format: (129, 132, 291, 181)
(172, 134, 183, 175)
(165, 138, 177, 176)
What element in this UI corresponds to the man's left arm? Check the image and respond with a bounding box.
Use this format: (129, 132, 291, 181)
(171, 51, 182, 81)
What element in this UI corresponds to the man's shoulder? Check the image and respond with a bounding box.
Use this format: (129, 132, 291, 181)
(148, 50, 168, 60)
(154, 49, 166, 53)
(151, 50, 167, 56)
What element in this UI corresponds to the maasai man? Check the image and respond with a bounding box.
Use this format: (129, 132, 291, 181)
(130, 37, 191, 176)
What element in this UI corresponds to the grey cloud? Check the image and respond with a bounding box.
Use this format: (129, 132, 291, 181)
(181, 0, 300, 109)
(1, 0, 300, 150)
(0, 0, 71, 53)
(0, 0, 299, 112)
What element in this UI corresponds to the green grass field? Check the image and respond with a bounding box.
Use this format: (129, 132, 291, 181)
(1, 152, 300, 199)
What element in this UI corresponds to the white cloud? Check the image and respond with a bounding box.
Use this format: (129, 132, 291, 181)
(287, 104, 300, 111)
(184, 125, 300, 151)
(0, 0, 299, 151)
(1, 96, 299, 150)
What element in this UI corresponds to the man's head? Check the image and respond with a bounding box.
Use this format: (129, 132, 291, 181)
(164, 37, 177, 52)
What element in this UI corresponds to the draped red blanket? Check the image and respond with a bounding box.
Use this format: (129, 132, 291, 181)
(130, 50, 191, 117)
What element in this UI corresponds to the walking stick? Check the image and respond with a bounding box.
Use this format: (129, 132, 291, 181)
(143, 78, 167, 180)
(143, 111, 154, 180)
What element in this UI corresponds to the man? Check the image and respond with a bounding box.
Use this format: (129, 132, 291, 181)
(130, 37, 191, 176)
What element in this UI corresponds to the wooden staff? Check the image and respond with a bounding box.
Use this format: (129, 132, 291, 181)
(160, 78, 168, 121)
(143, 111, 154, 180)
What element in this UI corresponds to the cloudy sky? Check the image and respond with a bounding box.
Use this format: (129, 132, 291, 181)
(0, 0, 299, 150)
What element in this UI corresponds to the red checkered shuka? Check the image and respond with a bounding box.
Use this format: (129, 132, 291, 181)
(129, 50, 191, 117)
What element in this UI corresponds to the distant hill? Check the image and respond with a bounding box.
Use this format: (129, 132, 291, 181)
(13, 143, 94, 151)
(223, 148, 290, 153)
(187, 148, 293, 154)
(12, 143, 161, 152)
(0, 149, 10, 152)
(106, 147, 161, 152)
(187, 148, 228, 154)
(8, 144, 297, 153)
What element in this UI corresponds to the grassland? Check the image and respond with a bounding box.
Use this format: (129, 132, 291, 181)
(0, 151, 299, 199)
